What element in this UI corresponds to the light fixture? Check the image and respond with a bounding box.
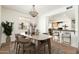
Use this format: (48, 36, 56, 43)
(29, 5, 38, 17)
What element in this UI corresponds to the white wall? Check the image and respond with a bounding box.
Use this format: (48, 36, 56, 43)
(0, 6, 2, 46)
(38, 15, 48, 33)
(74, 6, 79, 48)
(1, 7, 35, 43)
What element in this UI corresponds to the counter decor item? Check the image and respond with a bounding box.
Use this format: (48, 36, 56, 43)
(63, 24, 68, 30)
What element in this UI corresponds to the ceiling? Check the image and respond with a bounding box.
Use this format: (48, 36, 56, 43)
(2, 5, 67, 15)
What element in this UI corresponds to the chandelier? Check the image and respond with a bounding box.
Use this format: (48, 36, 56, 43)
(29, 5, 38, 17)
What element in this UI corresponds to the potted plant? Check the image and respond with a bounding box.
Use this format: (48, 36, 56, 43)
(1, 21, 13, 43)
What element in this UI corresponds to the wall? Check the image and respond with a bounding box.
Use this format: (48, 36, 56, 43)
(1, 7, 35, 43)
(0, 6, 2, 46)
(38, 15, 48, 33)
(74, 6, 79, 48)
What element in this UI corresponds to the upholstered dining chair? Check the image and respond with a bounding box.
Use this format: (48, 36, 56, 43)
(15, 34, 35, 54)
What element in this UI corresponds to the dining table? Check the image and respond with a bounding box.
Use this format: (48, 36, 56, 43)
(19, 32, 52, 54)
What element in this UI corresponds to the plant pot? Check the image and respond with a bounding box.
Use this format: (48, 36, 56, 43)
(6, 36, 11, 43)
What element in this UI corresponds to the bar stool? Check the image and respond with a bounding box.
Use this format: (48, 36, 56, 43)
(62, 32, 71, 46)
(48, 28, 60, 42)
(52, 31, 60, 43)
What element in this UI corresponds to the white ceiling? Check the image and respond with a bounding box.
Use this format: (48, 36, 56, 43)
(2, 5, 67, 15)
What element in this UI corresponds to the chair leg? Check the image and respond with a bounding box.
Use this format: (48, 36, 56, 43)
(33, 46, 36, 54)
(15, 43, 17, 54)
(29, 50, 31, 54)
(47, 39, 51, 54)
(44, 44, 46, 53)
(70, 36, 71, 45)
(23, 44, 25, 54)
(14, 43, 17, 54)
(15, 43, 19, 54)
(18, 45, 20, 54)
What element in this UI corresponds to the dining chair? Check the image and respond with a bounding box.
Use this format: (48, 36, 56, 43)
(15, 34, 35, 54)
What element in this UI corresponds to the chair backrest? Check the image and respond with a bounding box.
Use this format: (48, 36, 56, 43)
(15, 34, 20, 41)
(53, 31, 59, 36)
(48, 28, 52, 35)
(62, 32, 71, 38)
(62, 32, 71, 45)
(15, 34, 31, 44)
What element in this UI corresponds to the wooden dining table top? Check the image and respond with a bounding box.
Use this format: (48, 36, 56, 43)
(20, 32, 52, 41)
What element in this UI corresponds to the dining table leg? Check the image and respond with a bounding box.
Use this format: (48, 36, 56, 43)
(35, 40, 40, 54)
(23, 44, 25, 54)
(47, 38, 51, 54)
(36, 40, 40, 53)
